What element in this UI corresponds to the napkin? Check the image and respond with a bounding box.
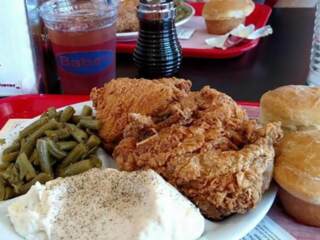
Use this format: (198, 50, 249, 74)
(205, 24, 273, 49)
(0, 1, 38, 96)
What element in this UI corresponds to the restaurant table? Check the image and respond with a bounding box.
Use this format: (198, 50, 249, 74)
(116, 7, 316, 102)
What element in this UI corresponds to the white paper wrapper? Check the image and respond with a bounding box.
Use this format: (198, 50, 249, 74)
(0, 1, 38, 96)
(205, 24, 273, 49)
(177, 27, 196, 40)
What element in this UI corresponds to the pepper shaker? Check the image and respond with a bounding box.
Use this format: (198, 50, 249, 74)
(133, 0, 182, 78)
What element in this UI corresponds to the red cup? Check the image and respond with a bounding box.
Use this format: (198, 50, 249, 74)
(40, 0, 118, 94)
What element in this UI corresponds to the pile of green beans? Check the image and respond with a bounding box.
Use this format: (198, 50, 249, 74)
(0, 105, 102, 200)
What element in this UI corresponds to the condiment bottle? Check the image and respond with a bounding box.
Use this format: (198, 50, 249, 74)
(133, 0, 182, 78)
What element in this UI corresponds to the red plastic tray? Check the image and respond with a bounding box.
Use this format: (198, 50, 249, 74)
(0, 95, 89, 129)
(116, 3, 272, 59)
(0, 95, 259, 129)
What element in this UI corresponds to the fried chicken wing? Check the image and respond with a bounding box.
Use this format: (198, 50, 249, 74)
(90, 78, 191, 150)
(113, 86, 283, 220)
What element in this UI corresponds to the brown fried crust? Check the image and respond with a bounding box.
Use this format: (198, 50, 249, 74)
(90, 78, 192, 151)
(91, 78, 282, 220)
(113, 86, 283, 220)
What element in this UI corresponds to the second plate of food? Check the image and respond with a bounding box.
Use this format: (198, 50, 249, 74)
(0, 101, 276, 240)
(116, 1, 195, 42)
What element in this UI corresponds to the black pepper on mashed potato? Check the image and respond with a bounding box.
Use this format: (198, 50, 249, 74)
(8, 168, 205, 240)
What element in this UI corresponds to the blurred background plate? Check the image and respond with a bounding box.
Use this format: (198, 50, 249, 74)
(116, 2, 195, 42)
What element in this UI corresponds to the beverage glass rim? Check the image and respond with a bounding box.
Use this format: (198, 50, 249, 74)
(40, 0, 118, 23)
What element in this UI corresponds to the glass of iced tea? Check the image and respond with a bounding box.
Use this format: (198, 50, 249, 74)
(40, 0, 118, 94)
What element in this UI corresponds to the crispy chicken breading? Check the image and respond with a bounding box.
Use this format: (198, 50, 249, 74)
(112, 86, 283, 220)
(116, 0, 139, 33)
(91, 78, 283, 220)
(90, 78, 191, 150)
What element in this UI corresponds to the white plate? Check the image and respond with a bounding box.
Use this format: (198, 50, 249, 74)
(0, 101, 277, 240)
(116, 2, 196, 42)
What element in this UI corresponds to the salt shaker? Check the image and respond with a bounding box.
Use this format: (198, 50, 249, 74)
(307, 0, 320, 86)
(133, 0, 182, 78)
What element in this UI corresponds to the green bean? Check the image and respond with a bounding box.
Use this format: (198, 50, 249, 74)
(47, 139, 66, 159)
(1, 164, 20, 185)
(71, 115, 92, 124)
(0, 162, 10, 171)
(0, 176, 5, 184)
(5, 187, 14, 199)
(84, 146, 98, 159)
(0, 176, 14, 200)
(19, 117, 49, 139)
(57, 110, 63, 120)
(30, 149, 40, 166)
(3, 141, 20, 155)
(12, 182, 24, 194)
(59, 159, 95, 177)
(56, 141, 77, 151)
(18, 120, 59, 158)
(36, 139, 53, 176)
(85, 128, 95, 136)
(19, 173, 53, 194)
(29, 119, 59, 142)
(16, 153, 36, 181)
(0, 180, 5, 200)
(47, 107, 58, 119)
(79, 119, 101, 130)
(20, 138, 35, 157)
(86, 135, 101, 149)
(60, 106, 75, 123)
(59, 143, 87, 168)
(45, 128, 70, 140)
(0, 103, 104, 200)
(88, 147, 99, 155)
(2, 151, 19, 163)
(19, 119, 59, 157)
(81, 105, 93, 116)
(71, 115, 81, 124)
(67, 124, 88, 143)
(90, 155, 102, 168)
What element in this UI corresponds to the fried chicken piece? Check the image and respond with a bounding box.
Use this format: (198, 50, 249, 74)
(113, 87, 283, 220)
(116, 0, 139, 33)
(90, 78, 192, 150)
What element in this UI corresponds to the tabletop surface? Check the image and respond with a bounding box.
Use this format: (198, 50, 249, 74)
(116, 7, 316, 102)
